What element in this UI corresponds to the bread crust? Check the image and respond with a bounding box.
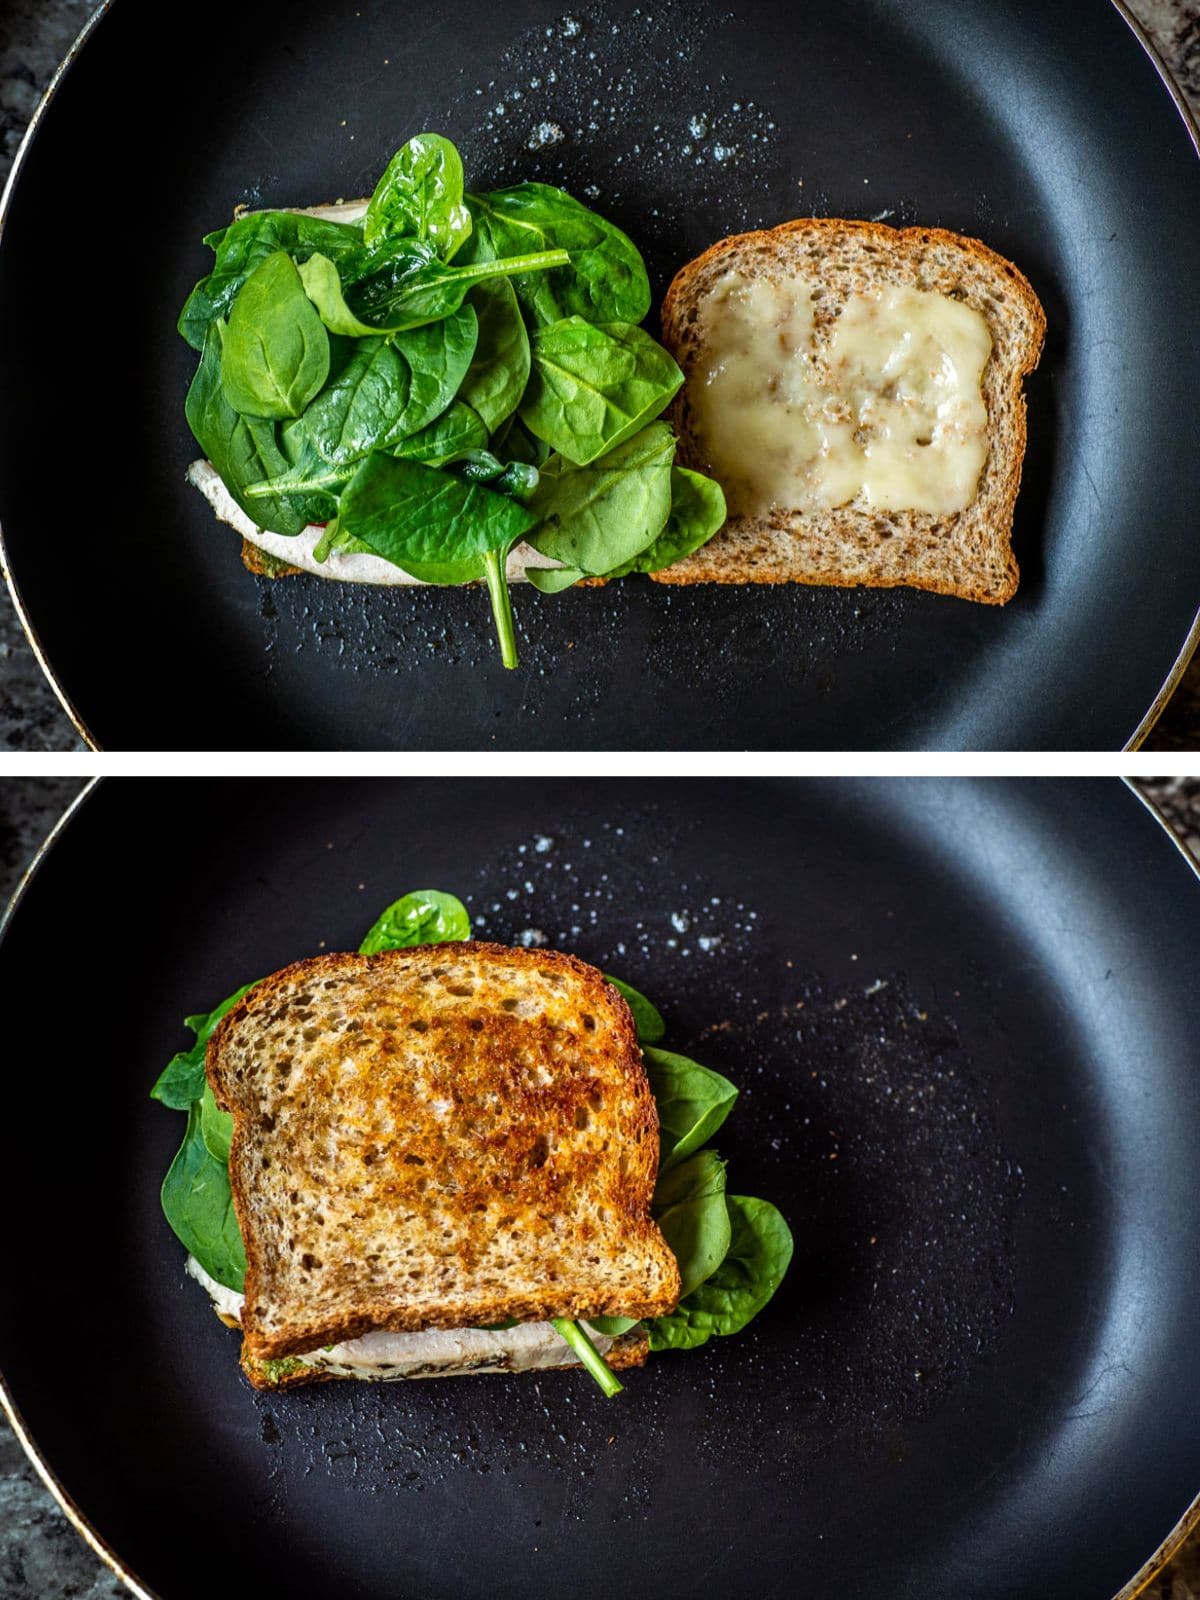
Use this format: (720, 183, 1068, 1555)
(657, 216, 1046, 603)
(208, 943, 680, 1362)
(240, 538, 300, 577)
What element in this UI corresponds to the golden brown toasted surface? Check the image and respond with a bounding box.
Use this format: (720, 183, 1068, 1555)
(658, 217, 1046, 604)
(208, 943, 680, 1361)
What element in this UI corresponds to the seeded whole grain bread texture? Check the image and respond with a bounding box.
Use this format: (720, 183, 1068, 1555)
(657, 218, 1046, 603)
(207, 942, 681, 1363)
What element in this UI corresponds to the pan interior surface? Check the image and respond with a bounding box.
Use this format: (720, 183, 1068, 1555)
(0, 0, 1198, 748)
(0, 778, 1198, 1600)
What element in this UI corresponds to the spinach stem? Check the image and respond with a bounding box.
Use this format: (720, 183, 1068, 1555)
(467, 248, 570, 279)
(550, 1317, 624, 1398)
(482, 548, 519, 669)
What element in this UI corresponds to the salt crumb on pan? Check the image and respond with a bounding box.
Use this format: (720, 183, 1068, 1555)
(527, 121, 566, 149)
(446, 1, 780, 232)
(466, 826, 759, 961)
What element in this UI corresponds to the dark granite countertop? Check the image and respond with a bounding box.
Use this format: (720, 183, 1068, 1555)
(1, 2, 1198, 750)
(0, 2, 92, 751)
(0, 776, 1198, 1596)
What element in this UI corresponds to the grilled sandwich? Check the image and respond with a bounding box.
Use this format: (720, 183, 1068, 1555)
(200, 941, 681, 1390)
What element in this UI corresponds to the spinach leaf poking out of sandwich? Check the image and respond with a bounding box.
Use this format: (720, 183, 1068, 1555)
(152, 890, 791, 1396)
(359, 888, 472, 952)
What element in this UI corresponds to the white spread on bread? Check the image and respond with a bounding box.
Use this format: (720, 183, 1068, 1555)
(186, 459, 563, 585)
(689, 271, 992, 517)
(186, 1256, 624, 1379)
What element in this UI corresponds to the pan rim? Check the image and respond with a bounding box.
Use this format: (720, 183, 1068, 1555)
(1107, 0, 1200, 751)
(0, 776, 157, 1597)
(0, 0, 112, 753)
(1109, 775, 1200, 1595)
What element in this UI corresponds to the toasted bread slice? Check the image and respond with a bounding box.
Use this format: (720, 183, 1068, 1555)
(658, 218, 1046, 603)
(207, 943, 681, 1363)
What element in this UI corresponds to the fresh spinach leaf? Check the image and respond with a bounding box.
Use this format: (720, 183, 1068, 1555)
(282, 307, 478, 466)
(359, 890, 472, 953)
(338, 455, 538, 667)
(298, 251, 400, 338)
(220, 251, 330, 419)
(388, 308, 480, 433)
(199, 1082, 234, 1166)
(390, 401, 490, 465)
(647, 1196, 793, 1352)
(178, 211, 364, 350)
(455, 451, 540, 499)
(653, 1146, 727, 1210)
(592, 1150, 730, 1338)
(160, 1102, 247, 1292)
(520, 318, 683, 465)
(456, 277, 530, 432)
(284, 403, 492, 540)
(586, 1315, 639, 1336)
(654, 1149, 732, 1299)
(186, 322, 322, 535)
(527, 422, 674, 576)
(312, 515, 369, 563)
(343, 236, 569, 333)
(603, 467, 726, 578)
(299, 256, 486, 398)
(452, 448, 506, 479)
(243, 440, 352, 515)
(494, 462, 540, 498)
(150, 983, 257, 1107)
(463, 183, 650, 326)
(643, 1045, 738, 1170)
(606, 976, 665, 1042)
(495, 415, 551, 468)
(526, 565, 584, 594)
(364, 132, 471, 259)
(339, 455, 537, 582)
(154, 985, 255, 1287)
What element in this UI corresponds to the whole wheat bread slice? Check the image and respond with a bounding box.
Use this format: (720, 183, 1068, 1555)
(657, 218, 1046, 603)
(207, 942, 681, 1363)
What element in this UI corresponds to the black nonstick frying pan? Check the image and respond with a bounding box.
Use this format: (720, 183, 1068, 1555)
(1, 777, 1198, 1598)
(1, 0, 1198, 750)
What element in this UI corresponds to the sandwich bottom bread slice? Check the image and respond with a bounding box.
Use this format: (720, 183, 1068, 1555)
(658, 217, 1046, 603)
(187, 1255, 650, 1390)
(204, 942, 681, 1390)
